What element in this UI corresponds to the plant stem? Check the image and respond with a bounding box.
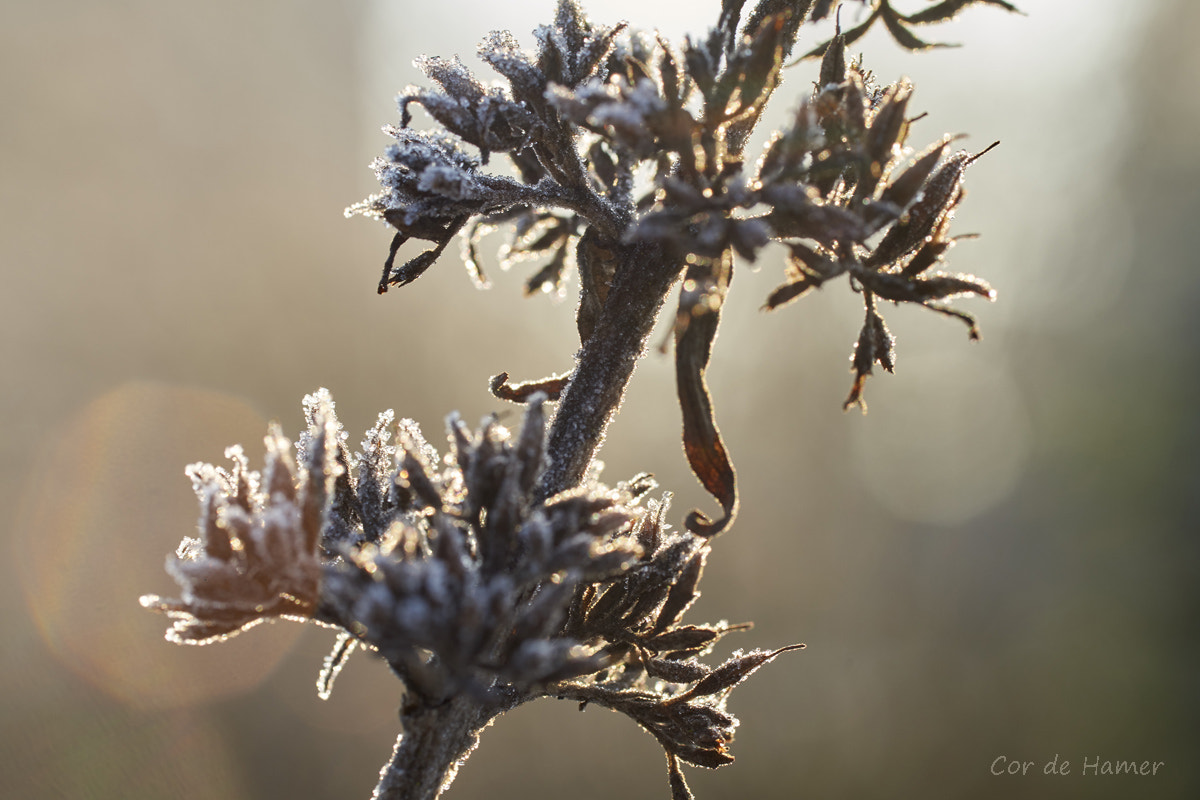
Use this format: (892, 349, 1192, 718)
(375, 242, 679, 799)
(373, 693, 516, 800)
(537, 240, 681, 499)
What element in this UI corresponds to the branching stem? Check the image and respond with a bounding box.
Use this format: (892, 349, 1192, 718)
(537, 241, 682, 499)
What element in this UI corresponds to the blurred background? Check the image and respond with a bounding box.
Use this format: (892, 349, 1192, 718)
(2, 1, 1196, 798)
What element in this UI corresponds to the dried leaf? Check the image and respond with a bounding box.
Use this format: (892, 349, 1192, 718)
(739, 0, 816, 63)
(658, 35, 684, 108)
(899, 237, 954, 277)
(586, 579, 633, 628)
(796, 5, 880, 61)
(588, 140, 618, 190)
(523, 242, 571, 297)
(763, 184, 869, 245)
(489, 371, 571, 403)
(735, 11, 788, 114)
(683, 37, 717, 99)
(860, 269, 995, 303)
(923, 301, 983, 339)
(902, 0, 1023, 26)
(675, 252, 737, 536)
(619, 576, 678, 632)
(809, 0, 838, 21)
(868, 142, 997, 268)
(763, 273, 821, 310)
(865, 80, 913, 175)
(460, 218, 494, 289)
(880, 5, 957, 52)
(377, 215, 470, 294)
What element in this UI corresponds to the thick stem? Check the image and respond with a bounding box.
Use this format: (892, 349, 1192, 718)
(373, 694, 514, 800)
(374, 243, 679, 799)
(538, 241, 682, 499)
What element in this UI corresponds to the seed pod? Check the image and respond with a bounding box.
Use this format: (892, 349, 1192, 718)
(683, 38, 716, 99)
(858, 80, 912, 199)
(658, 35, 683, 108)
(620, 576, 676, 631)
(644, 625, 722, 654)
(818, 11, 846, 87)
(867, 142, 996, 268)
(653, 548, 708, 633)
(879, 137, 953, 212)
(645, 656, 711, 684)
(671, 643, 805, 702)
(585, 578, 633, 629)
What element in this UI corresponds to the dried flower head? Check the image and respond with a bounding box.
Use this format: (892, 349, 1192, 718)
(145, 387, 802, 794)
(348, 0, 1015, 537)
(757, 34, 1002, 410)
(139, 394, 340, 643)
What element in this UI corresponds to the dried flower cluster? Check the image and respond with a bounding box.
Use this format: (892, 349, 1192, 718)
(349, 0, 1007, 534)
(317, 392, 649, 703)
(146, 2, 1014, 798)
(146, 389, 799, 798)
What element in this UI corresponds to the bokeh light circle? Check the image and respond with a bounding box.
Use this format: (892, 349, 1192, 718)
(16, 381, 306, 710)
(849, 351, 1031, 526)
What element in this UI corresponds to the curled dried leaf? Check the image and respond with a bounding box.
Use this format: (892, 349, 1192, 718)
(490, 371, 571, 403)
(675, 253, 737, 536)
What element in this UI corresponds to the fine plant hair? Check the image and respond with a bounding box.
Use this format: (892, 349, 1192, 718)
(142, 1, 1017, 798)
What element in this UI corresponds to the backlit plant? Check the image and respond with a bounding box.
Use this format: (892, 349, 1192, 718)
(142, 1, 1016, 797)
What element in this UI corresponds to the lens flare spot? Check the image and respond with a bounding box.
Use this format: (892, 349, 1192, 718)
(16, 381, 304, 710)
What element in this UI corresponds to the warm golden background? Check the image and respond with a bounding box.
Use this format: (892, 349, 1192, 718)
(3, 1, 1196, 798)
